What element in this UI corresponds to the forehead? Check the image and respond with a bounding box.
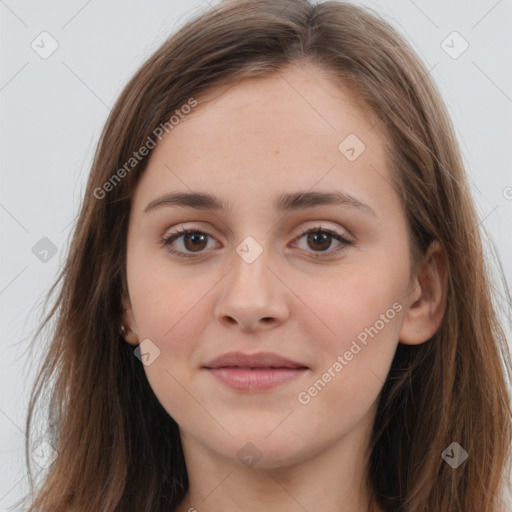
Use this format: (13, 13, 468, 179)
(132, 63, 394, 214)
(172, 64, 381, 150)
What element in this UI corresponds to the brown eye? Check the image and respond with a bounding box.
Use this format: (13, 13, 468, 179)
(305, 231, 332, 251)
(294, 226, 353, 256)
(182, 232, 208, 252)
(162, 225, 352, 259)
(163, 229, 218, 257)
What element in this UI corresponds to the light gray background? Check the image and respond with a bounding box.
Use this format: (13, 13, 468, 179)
(1, 0, 511, 509)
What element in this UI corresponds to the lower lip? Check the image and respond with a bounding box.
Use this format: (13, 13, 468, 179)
(206, 367, 307, 391)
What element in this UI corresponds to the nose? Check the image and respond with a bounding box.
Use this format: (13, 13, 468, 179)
(213, 245, 290, 332)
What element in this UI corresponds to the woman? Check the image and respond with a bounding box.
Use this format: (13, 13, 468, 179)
(21, 0, 512, 510)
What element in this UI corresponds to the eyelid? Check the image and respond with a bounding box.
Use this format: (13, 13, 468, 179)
(291, 224, 352, 254)
(161, 222, 353, 258)
(161, 224, 221, 258)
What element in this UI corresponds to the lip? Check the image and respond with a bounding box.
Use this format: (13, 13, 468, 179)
(202, 351, 309, 391)
(203, 351, 307, 370)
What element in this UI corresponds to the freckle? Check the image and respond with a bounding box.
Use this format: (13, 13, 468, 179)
(275, 149, 280, 155)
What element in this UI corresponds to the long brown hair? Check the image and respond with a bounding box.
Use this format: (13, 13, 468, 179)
(18, 1, 512, 510)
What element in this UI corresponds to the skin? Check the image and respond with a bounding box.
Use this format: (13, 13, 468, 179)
(122, 62, 447, 512)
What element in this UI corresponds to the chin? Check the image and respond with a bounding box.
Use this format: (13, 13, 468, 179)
(219, 430, 313, 470)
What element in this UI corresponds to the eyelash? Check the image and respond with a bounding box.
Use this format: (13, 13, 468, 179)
(161, 225, 353, 259)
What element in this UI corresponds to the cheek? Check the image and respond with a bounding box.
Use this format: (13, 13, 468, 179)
(299, 267, 403, 349)
(292, 277, 402, 437)
(291, 267, 404, 419)
(128, 246, 211, 339)
(135, 290, 214, 424)
(133, 284, 210, 354)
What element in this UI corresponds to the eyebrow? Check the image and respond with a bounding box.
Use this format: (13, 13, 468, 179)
(143, 190, 377, 218)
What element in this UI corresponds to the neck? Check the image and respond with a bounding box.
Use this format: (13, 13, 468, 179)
(175, 402, 381, 512)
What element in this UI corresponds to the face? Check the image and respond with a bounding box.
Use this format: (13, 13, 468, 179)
(123, 63, 420, 469)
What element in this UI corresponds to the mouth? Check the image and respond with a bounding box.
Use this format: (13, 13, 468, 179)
(202, 351, 309, 391)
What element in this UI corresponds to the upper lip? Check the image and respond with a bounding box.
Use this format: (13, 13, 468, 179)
(203, 351, 308, 369)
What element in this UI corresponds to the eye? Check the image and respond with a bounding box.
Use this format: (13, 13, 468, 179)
(292, 225, 353, 256)
(162, 226, 219, 258)
(161, 224, 353, 258)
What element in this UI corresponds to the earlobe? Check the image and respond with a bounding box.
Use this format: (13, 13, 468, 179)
(120, 296, 140, 346)
(399, 240, 448, 345)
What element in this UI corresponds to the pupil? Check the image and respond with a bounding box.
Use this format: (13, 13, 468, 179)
(182, 231, 332, 253)
(308, 231, 330, 251)
(185, 232, 206, 251)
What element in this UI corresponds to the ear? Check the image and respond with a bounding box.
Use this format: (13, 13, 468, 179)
(120, 295, 140, 346)
(399, 240, 448, 345)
